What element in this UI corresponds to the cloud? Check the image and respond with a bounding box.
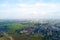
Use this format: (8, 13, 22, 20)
(0, 2, 60, 20)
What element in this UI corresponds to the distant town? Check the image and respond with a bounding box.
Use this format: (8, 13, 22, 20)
(0, 19, 60, 40)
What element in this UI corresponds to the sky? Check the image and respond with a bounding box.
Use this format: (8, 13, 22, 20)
(0, 0, 60, 20)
